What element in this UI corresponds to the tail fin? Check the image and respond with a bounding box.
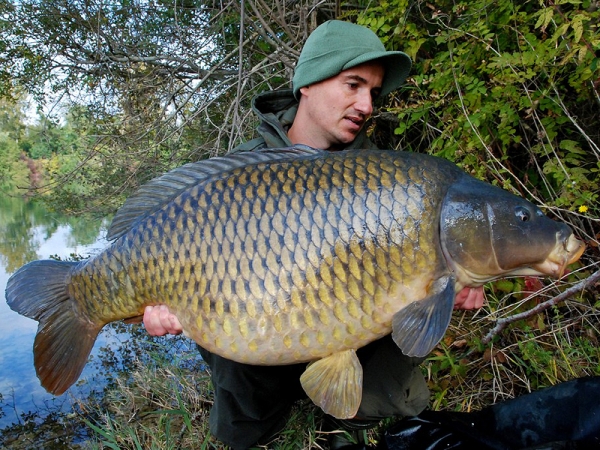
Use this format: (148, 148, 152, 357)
(6, 260, 103, 395)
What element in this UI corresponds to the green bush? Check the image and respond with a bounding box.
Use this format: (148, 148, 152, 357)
(355, 0, 599, 238)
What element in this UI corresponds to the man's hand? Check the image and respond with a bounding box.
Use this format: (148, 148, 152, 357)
(143, 305, 183, 336)
(454, 286, 485, 310)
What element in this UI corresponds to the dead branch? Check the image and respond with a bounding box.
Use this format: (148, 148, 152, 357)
(482, 268, 600, 344)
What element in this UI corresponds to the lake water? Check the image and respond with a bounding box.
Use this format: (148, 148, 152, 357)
(0, 195, 110, 428)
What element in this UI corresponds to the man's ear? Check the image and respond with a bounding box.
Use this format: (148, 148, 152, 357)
(299, 85, 310, 97)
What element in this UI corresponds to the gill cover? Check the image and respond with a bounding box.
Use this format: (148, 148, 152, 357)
(440, 175, 571, 281)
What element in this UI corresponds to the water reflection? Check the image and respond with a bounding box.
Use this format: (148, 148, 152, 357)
(0, 195, 108, 429)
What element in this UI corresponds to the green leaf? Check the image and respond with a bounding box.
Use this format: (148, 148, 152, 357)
(559, 139, 586, 155)
(535, 8, 554, 31)
(572, 14, 584, 43)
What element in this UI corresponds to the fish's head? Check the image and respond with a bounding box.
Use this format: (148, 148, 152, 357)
(440, 176, 585, 287)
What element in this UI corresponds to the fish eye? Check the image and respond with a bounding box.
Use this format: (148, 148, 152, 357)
(515, 206, 531, 222)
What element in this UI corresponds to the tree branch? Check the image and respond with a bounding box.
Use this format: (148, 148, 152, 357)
(482, 268, 600, 344)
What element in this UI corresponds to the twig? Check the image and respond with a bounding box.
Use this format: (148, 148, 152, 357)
(231, 0, 246, 151)
(482, 269, 600, 344)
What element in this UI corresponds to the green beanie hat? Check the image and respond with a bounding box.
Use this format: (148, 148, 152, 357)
(292, 20, 412, 100)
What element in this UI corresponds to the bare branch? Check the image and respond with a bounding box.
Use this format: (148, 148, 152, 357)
(482, 268, 600, 344)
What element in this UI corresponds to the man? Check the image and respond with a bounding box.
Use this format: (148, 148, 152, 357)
(144, 20, 484, 449)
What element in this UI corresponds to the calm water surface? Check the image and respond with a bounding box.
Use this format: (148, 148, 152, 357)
(0, 195, 109, 428)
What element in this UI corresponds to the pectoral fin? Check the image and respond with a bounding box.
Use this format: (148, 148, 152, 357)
(300, 349, 363, 419)
(392, 275, 456, 357)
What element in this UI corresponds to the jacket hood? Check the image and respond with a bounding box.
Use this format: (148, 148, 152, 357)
(252, 89, 298, 148)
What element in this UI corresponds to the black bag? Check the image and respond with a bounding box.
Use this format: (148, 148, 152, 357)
(384, 377, 600, 449)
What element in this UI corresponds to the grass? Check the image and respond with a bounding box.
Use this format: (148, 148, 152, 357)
(79, 355, 340, 449)
(82, 364, 214, 449)
(79, 359, 328, 449)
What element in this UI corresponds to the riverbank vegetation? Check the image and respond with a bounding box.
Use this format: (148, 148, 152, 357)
(1, 0, 599, 448)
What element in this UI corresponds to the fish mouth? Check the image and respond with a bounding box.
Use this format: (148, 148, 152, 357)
(532, 233, 585, 278)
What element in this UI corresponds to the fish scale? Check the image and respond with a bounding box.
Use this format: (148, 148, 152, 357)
(81, 153, 442, 363)
(6, 147, 584, 419)
(111, 157, 398, 358)
(97, 151, 422, 348)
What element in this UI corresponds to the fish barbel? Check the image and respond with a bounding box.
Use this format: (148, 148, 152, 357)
(6, 147, 585, 419)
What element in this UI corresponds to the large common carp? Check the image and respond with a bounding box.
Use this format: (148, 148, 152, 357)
(6, 147, 584, 419)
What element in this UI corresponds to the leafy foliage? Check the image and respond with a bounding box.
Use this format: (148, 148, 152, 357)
(354, 0, 599, 245)
(0, 0, 342, 214)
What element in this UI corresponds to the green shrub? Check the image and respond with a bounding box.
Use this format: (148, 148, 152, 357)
(356, 0, 599, 238)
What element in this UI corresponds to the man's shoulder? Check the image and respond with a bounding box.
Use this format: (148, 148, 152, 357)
(228, 137, 268, 154)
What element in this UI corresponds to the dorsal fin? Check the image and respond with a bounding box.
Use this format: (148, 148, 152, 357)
(106, 146, 325, 241)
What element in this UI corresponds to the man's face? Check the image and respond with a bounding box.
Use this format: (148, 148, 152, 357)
(295, 61, 384, 150)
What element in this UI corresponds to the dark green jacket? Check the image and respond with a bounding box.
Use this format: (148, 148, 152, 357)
(231, 88, 379, 153)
